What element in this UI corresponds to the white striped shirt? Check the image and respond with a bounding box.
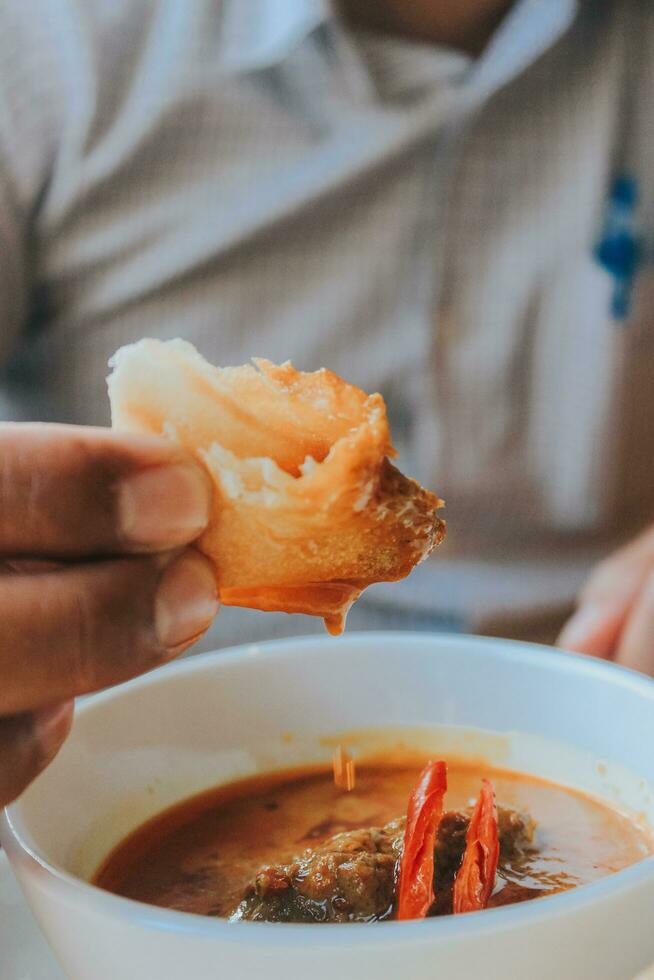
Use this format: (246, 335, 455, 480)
(0, 0, 652, 646)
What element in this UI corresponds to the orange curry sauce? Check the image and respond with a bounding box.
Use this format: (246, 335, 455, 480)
(94, 758, 653, 919)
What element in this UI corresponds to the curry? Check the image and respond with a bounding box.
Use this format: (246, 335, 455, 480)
(95, 757, 653, 922)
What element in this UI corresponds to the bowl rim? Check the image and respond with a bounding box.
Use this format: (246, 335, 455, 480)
(4, 630, 654, 948)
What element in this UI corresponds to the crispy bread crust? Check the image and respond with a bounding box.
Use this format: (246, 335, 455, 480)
(108, 339, 445, 633)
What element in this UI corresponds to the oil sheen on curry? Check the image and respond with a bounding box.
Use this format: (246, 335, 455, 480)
(95, 757, 653, 923)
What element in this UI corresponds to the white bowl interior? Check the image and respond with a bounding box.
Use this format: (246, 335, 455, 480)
(8, 633, 654, 883)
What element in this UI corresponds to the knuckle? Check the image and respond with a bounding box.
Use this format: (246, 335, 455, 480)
(65, 558, 165, 693)
(581, 560, 613, 599)
(52, 438, 120, 543)
(581, 550, 632, 603)
(639, 569, 654, 605)
(65, 587, 100, 691)
(0, 555, 167, 712)
(0, 429, 127, 554)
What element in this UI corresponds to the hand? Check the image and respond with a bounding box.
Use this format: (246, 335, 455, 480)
(0, 423, 218, 807)
(558, 524, 654, 675)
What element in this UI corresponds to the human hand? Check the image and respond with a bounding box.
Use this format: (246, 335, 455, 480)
(0, 423, 218, 806)
(558, 524, 654, 675)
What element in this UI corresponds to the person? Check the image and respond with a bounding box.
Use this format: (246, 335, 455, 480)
(0, 0, 652, 808)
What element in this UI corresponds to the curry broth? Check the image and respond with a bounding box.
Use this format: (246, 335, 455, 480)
(94, 758, 653, 919)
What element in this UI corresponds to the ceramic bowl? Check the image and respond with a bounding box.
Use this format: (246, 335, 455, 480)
(3, 632, 654, 980)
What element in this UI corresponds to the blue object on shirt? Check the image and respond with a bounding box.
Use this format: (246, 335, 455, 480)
(594, 174, 642, 320)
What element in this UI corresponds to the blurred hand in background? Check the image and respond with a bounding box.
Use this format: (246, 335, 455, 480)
(0, 0, 652, 664)
(559, 525, 654, 675)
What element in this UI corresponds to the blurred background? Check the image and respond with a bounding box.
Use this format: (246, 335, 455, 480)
(0, 0, 652, 651)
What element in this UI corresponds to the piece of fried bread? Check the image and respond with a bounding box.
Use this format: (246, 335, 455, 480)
(107, 339, 445, 634)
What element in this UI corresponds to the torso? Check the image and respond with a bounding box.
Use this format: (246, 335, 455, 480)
(1, 0, 653, 638)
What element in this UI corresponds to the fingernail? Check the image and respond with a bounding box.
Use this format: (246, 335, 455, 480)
(118, 464, 211, 549)
(558, 604, 605, 651)
(155, 552, 219, 650)
(35, 701, 74, 759)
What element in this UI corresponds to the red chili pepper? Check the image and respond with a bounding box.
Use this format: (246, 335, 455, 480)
(396, 761, 448, 920)
(453, 778, 499, 914)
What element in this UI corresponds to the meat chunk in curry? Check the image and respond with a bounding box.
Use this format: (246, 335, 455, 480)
(95, 760, 653, 921)
(230, 807, 535, 923)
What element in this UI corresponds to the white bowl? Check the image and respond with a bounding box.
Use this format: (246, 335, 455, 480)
(3, 632, 654, 980)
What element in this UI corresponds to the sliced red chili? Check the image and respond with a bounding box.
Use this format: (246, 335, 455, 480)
(452, 778, 499, 914)
(396, 760, 447, 920)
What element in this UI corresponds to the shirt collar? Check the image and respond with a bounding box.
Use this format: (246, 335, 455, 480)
(219, 0, 581, 104)
(219, 0, 331, 72)
(466, 0, 580, 99)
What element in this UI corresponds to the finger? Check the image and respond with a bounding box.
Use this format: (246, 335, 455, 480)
(579, 527, 654, 608)
(0, 701, 74, 807)
(0, 423, 212, 559)
(558, 528, 654, 657)
(614, 572, 654, 675)
(557, 600, 626, 659)
(0, 550, 219, 714)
